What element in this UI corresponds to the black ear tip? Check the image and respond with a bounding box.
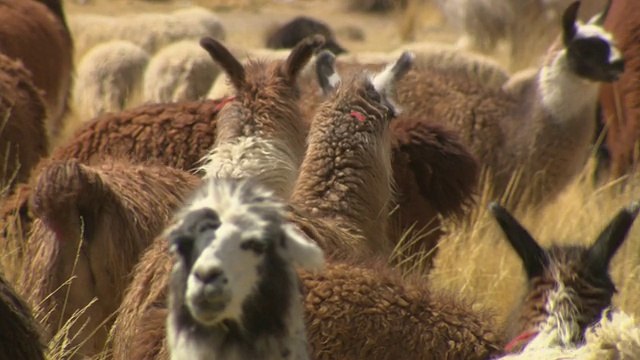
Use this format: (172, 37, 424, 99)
(317, 50, 336, 64)
(488, 201, 503, 215)
(308, 34, 326, 49)
(199, 37, 219, 51)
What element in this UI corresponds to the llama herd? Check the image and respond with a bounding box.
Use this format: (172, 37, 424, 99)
(0, 0, 639, 359)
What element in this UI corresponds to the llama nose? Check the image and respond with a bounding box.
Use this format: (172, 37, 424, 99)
(610, 59, 625, 74)
(194, 267, 225, 285)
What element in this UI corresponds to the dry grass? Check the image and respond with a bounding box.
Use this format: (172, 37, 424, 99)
(427, 160, 640, 326)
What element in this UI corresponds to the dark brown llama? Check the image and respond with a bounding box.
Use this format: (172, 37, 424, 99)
(0, 271, 46, 360)
(0, 54, 48, 192)
(489, 202, 639, 353)
(0, 0, 74, 139)
(17, 158, 199, 359)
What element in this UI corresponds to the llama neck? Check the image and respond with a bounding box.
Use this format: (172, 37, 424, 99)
(537, 51, 600, 125)
(291, 107, 392, 249)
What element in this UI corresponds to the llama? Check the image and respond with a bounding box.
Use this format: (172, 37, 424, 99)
(17, 158, 200, 358)
(196, 35, 325, 199)
(399, 1, 622, 208)
(68, 6, 226, 58)
(433, 0, 604, 70)
(0, 271, 46, 360)
(489, 201, 639, 352)
(166, 178, 324, 360)
(73, 40, 150, 120)
(498, 309, 640, 359)
(0, 0, 73, 139)
(113, 237, 504, 360)
(598, 0, 640, 179)
(143, 40, 220, 103)
(266, 16, 347, 55)
(0, 54, 49, 192)
(291, 50, 414, 253)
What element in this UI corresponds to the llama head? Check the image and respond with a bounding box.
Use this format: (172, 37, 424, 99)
(168, 178, 324, 328)
(561, 0, 624, 82)
(200, 35, 325, 102)
(320, 51, 414, 121)
(489, 201, 639, 351)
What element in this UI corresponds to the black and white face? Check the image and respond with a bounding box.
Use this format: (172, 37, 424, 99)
(168, 179, 325, 327)
(170, 207, 276, 326)
(562, 1, 624, 82)
(565, 27, 624, 82)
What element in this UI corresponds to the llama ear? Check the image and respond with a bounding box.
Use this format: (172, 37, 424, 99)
(587, 202, 640, 273)
(284, 34, 325, 82)
(372, 51, 414, 94)
(29, 159, 111, 244)
(587, 0, 611, 26)
(489, 202, 547, 279)
(562, 1, 581, 46)
(315, 50, 341, 95)
(200, 37, 246, 91)
(279, 223, 324, 272)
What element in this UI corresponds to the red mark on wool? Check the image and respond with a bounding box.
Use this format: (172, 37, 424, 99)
(505, 331, 538, 352)
(350, 111, 365, 122)
(214, 96, 236, 112)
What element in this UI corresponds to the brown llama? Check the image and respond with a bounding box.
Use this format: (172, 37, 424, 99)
(0, 0, 73, 139)
(598, 0, 640, 179)
(266, 16, 347, 55)
(110, 52, 503, 360)
(0, 54, 48, 192)
(197, 35, 325, 199)
(290, 50, 414, 254)
(489, 202, 639, 353)
(305, 2, 623, 210)
(17, 158, 199, 359)
(0, 270, 46, 360)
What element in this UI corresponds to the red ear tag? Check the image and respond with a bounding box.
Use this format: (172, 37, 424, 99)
(214, 96, 236, 112)
(350, 111, 365, 122)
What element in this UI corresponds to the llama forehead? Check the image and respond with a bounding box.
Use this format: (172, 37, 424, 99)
(572, 23, 621, 62)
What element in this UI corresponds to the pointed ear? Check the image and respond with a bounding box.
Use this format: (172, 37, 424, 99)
(489, 202, 547, 279)
(587, 0, 611, 26)
(284, 34, 325, 83)
(200, 37, 246, 91)
(371, 51, 414, 94)
(562, 1, 581, 46)
(279, 223, 324, 272)
(587, 202, 640, 273)
(315, 50, 341, 95)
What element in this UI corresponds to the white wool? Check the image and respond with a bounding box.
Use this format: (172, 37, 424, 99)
(499, 310, 640, 360)
(143, 41, 221, 103)
(72, 40, 150, 121)
(68, 7, 226, 58)
(196, 137, 298, 199)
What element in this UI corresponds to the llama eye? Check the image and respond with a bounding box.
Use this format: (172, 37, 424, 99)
(170, 235, 194, 257)
(196, 218, 220, 234)
(240, 239, 266, 254)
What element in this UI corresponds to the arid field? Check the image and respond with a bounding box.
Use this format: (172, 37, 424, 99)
(2, 0, 638, 358)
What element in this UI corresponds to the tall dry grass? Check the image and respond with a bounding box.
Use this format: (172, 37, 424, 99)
(426, 160, 640, 326)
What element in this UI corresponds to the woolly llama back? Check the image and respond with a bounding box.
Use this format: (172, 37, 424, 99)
(143, 40, 220, 103)
(166, 178, 324, 360)
(73, 40, 150, 120)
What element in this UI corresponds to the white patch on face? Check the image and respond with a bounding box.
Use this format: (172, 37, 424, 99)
(371, 62, 396, 95)
(529, 267, 581, 349)
(328, 72, 341, 89)
(186, 215, 268, 325)
(575, 23, 622, 63)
